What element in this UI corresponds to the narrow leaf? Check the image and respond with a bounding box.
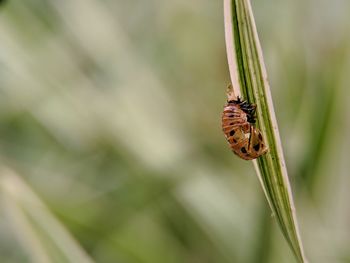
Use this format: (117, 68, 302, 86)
(223, 0, 308, 262)
(0, 167, 95, 263)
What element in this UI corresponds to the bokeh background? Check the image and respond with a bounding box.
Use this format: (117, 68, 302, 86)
(0, 0, 350, 262)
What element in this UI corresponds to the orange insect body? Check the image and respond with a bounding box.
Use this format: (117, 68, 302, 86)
(222, 96, 268, 160)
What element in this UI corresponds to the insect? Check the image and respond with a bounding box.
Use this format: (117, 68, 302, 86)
(222, 85, 268, 160)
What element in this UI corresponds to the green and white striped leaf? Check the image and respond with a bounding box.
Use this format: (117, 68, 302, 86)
(223, 0, 308, 262)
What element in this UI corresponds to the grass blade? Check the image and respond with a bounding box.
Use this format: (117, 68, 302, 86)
(0, 167, 95, 263)
(223, 0, 307, 262)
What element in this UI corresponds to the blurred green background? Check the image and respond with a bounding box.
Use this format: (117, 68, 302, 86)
(0, 0, 350, 262)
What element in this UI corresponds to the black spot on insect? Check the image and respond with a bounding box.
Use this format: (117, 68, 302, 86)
(229, 130, 235, 136)
(258, 133, 263, 140)
(253, 144, 260, 151)
(229, 137, 237, 145)
(241, 147, 247, 153)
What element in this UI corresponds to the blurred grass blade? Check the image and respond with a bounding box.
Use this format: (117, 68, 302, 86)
(0, 167, 95, 263)
(223, 0, 307, 262)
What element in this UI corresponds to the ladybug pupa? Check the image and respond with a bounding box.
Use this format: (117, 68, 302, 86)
(222, 85, 268, 160)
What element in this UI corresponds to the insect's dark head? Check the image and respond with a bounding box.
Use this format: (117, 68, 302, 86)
(228, 97, 256, 124)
